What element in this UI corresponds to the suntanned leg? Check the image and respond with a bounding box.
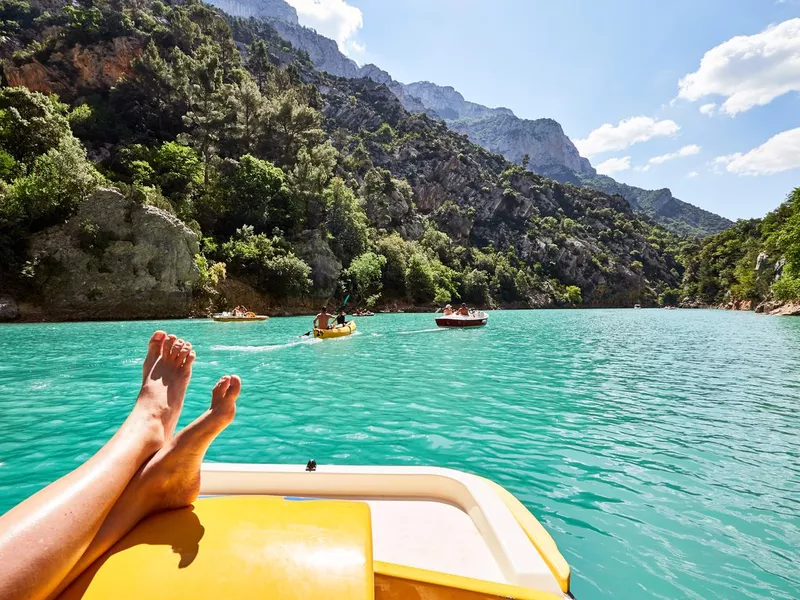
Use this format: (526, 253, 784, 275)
(53, 376, 241, 599)
(0, 331, 195, 600)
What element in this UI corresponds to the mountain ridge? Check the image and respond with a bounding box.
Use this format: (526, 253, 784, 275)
(205, 0, 732, 237)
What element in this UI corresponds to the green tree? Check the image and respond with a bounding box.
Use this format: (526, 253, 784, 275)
(229, 75, 266, 155)
(376, 233, 410, 297)
(266, 90, 324, 166)
(221, 226, 311, 297)
(324, 177, 368, 265)
(521, 153, 530, 169)
(179, 45, 234, 185)
(246, 40, 272, 93)
(565, 285, 582, 305)
(0, 87, 70, 164)
(218, 154, 294, 235)
(345, 251, 386, 302)
(658, 288, 680, 306)
(150, 141, 203, 199)
(11, 136, 101, 228)
(462, 269, 491, 306)
(111, 41, 186, 142)
(405, 252, 436, 304)
(289, 142, 338, 226)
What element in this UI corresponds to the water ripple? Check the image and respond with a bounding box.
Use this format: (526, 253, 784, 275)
(0, 310, 798, 600)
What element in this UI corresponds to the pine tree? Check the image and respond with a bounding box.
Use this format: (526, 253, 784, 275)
(178, 45, 234, 186)
(230, 75, 266, 156)
(246, 40, 272, 94)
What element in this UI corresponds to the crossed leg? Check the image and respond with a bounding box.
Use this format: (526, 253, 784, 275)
(53, 375, 241, 598)
(0, 331, 204, 600)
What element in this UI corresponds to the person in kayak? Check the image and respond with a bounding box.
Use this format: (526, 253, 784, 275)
(336, 309, 347, 326)
(313, 307, 333, 330)
(457, 303, 471, 316)
(442, 304, 454, 315)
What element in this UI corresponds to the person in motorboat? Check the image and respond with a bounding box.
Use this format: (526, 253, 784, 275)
(313, 307, 333, 330)
(442, 304, 454, 316)
(0, 331, 242, 600)
(457, 303, 471, 316)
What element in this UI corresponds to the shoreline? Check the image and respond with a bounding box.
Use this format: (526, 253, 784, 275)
(3, 304, 799, 324)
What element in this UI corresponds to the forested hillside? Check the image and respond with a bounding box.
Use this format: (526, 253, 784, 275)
(0, 0, 686, 320)
(681, 187, 800, 312)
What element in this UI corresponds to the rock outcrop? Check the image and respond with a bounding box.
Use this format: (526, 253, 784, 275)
(294, 229, 342, 297)
(3, 37, 143, 99)
(28, 188, 200, 320)
(209, 0, 298, 22)
(449, 114, 595, 177)
(401, 81, 513, 121)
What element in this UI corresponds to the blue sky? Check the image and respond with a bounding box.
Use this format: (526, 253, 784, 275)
(287, 0, 800, 221)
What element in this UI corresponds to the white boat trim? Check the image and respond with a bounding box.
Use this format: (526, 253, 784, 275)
(199, 462, 563, 595)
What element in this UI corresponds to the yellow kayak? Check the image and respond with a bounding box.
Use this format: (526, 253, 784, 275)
(313, 320, 356, 339)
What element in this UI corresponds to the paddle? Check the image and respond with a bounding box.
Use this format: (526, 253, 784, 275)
(301, 294, 350, 337)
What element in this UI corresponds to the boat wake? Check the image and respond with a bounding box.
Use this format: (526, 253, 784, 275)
(396, 328, 446, 335)
(212, 338, 320, 352)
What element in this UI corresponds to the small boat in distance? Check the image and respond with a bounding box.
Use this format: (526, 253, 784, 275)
(212, 312, 269, 322)
(634, 304, 641, 309)
(435, 310, 488, 328)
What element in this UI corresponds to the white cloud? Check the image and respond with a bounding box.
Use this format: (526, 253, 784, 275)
(686, 171, 699, 178)
(649, 144, 702, 165)
(699, 103, 716, 116)
(713, 127, 800, 175)
(575, 116, 680, 157)
(596, 156, 632, 175)
(286, 0, 365, 57)
(634, 164, 651, 172)
(678, 18, 800, 115)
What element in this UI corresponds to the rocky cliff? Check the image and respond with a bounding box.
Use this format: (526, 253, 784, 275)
(3, 37, 143, 99)
(448, 114, 595, 178)
(208, 0, 298, 22)
(318, 75, 682, 306)
(215, 0, 731, 237)
(26, 188, 200, 320)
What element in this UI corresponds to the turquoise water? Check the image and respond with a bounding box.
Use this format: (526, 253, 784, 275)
(0, 310, 798, 599)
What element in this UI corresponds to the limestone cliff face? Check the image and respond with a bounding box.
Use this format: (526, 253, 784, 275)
(401, 81, 513, 121)
(449, 114, 595, 177)
(3, 37, 143, 98)
(208, 0, 298, 22)
(28, 188, 200, 320)
(206, 0, 363, 78)
(293, 229, 342, 297)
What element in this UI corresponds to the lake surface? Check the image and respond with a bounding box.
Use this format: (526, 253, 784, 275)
(0, 309, 798, 599)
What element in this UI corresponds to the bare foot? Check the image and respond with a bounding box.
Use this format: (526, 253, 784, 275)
(132, 331, 196, 448)
(137, 374, 240, 513)
(51, 376, 240, 598)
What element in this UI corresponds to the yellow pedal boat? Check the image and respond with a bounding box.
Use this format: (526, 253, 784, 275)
(64, 464, 572, 600)
(313, 320, 356, 338)
(212, 312, 269, 322)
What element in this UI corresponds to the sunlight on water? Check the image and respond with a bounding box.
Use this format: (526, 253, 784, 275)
(0, 310, 798, 600)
